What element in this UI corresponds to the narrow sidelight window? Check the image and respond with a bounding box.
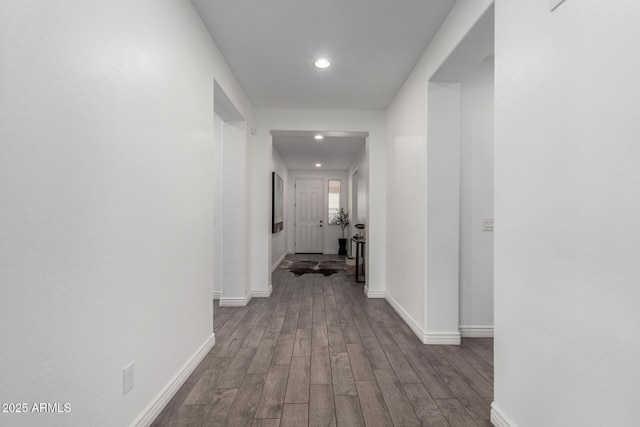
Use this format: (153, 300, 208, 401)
(328, 179, 341, 224)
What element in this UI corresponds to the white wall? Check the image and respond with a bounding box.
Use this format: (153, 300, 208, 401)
(252, 108, 386, 297)
(0, 1, 252, 426)
(213, 114, 223, 298)
(459, 57, 494, 333)
(385, 0, 494, 343)
(220, 121, 249, 304)
(248, 128, 271, 299)
(493, 2, 640, 427)
(425, 82, 462, 342)
(286, 170, 349, 255)
(348, 147, 367, 239)
(271, 147, 289, 270)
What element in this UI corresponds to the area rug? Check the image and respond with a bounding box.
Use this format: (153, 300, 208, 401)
(279, 259, 347, 277)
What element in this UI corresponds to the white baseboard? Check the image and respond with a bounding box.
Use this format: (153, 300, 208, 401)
(252, 286, 273, 298)
(491, 402, 517, 427)
(364, 286, 385, 298)
(384, 292, 461, 345)
(132, 333, 215, 427)
(460, 325, 494, 338)
(384, 292, 429, 343)
(424, 331, 461, 345)
(271, 252, 288, 272)
(212, 291, 221, 300)
(219, 295, 251, 307)
(217, 287, 271, 305)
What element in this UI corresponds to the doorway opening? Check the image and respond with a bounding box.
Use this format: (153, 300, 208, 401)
(213, 81, 249, 309)
(425, 4, 495, 340)
(270, 130, 368, 267)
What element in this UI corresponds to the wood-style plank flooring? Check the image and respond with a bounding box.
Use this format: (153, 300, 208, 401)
(152, 255, 494, 426)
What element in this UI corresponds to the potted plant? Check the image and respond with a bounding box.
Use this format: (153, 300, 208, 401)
(334, 208, 350, 255)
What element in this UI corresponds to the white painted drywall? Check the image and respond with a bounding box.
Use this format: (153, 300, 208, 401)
(252, 108, 386, 296)
(214, 83, 249, 303)
(221, 120, 249, 303)
(494, 1, 640, 426)
(247, 127, 271, 298)
(385, 0, 494, 342)
(286, 171, 349, 255)
(348, 147, 368, 239)
(0, 1, 252, 426)
(384, 130, 428, 330)
(271, 147, 289, 269)
(459, 57, 494, 331)
(213, 114, 224, 299)
(425, 82, 461, 341)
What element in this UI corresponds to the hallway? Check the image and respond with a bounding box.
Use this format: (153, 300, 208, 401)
(153, 256, 494, 426)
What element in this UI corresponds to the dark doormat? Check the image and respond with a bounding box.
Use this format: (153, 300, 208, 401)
(280, 259, 346, 277)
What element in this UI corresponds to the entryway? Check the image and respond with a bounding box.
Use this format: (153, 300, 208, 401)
(269, 130, 368, 271)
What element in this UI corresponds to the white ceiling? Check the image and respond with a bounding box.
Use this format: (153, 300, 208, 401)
(272, 131, 366, 170)
(191, 0, 457, 110)
(194, 0, 459, 170)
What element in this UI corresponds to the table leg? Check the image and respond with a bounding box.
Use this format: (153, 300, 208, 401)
(354, 242, 365, 283)
(355, 243, 360, 282)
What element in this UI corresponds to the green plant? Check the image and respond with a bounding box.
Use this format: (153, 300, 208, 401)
(334, 208, 350, 238)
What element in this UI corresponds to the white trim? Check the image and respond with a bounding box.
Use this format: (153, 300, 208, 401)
(212, 291, 221, 300)
(252, 286, 273, 298)
(131, 333, 215, 427)
(385, 292, 428, 343)
(219, 294, 251, 307)
(460, 325, 494, 338)
(490, 402, 517, 427)
(271, 252, 288, 273)
(385, 292, 461, 345)
(364, 286, 385, 298)
(218, 288, 271, 305)
(424, 331, 461, 345)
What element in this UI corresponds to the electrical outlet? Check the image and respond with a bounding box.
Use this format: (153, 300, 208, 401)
(483, 217, 494, 232)
(123, 362, 135, 395)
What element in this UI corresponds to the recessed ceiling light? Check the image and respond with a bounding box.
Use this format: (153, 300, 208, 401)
(314, 134, 324, 140)
(314, 58, 331, 69)
(315, 163, 322, 167)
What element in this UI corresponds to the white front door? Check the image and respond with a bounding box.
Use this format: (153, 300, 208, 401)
(295, 179, 323, 253)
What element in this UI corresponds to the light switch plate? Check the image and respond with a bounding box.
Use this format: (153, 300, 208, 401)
(550, 0, 567, 11)
(483, 217, 494, 232)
